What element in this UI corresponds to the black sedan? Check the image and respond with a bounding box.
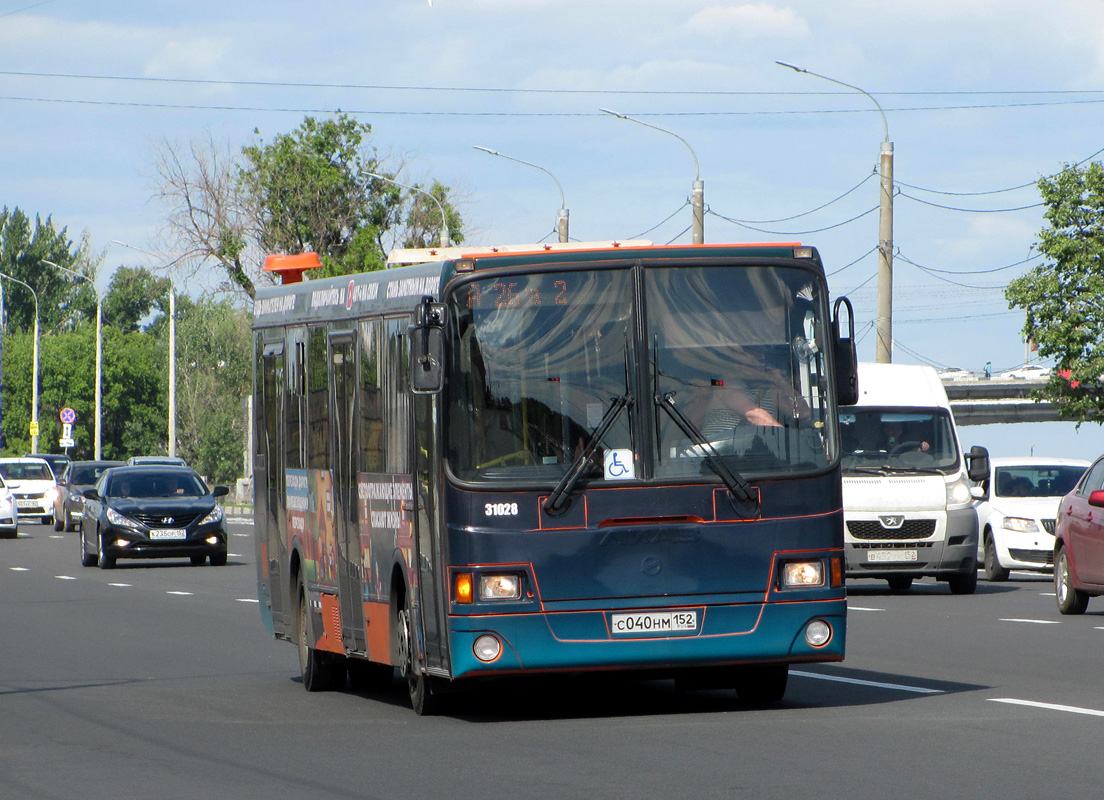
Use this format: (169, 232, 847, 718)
(54, 460, 125, 531)
(79, 465, 230, 568)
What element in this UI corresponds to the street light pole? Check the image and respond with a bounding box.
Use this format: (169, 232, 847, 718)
(360, 170, 450, 248)
(110, 241, 177, 457)
(473, 146, 570, 243)
(777, 61, 895, 363)
(600, 108, 704, 245)
(0, 273, 39, 453)
(42, 260, 101, 458)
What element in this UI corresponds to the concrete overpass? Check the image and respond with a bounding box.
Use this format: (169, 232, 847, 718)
(941, 378, 1061, 425)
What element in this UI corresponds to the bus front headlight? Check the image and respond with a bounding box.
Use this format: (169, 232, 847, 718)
(782, 561, 824, 588)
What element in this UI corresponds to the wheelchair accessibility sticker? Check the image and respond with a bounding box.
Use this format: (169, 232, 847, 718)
(604, 449, 635, 481)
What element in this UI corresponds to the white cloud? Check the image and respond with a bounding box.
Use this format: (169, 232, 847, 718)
(684, 4, 809, 39)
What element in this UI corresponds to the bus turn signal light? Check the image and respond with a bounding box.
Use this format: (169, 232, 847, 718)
(455, 573, 474, 604)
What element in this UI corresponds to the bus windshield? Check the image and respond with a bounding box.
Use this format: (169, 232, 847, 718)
(839, 407, 960, 473)
(447, 264, 834, 483)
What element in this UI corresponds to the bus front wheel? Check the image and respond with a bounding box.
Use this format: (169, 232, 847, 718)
(733, 664, 789, 705)
(397, 593, 442, 716)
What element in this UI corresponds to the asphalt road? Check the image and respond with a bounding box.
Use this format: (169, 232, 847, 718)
(3, 518, 1104, 800)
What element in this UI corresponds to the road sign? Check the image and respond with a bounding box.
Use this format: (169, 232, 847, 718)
(29, 421, 39, 437)
(59, 437, 75, 448)
(60, 407, 77, 424)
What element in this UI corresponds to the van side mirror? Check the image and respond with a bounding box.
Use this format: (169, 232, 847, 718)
(832, 296, 859, 406)
(966, 445, 990, 483)
(411, 295, 446, 394)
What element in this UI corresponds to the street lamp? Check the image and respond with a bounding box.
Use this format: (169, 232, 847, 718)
(473, 146, 570, 243)
(599, 108, 704, 245)
(777, 61, 895, 364)
(111, 241, 177, 457)
(0, 273, 40, 453)
(360, 170, 450, 248)
(42, 260, 102, 458)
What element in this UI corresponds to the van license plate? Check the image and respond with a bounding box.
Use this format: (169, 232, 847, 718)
(868, 549, 917, 562)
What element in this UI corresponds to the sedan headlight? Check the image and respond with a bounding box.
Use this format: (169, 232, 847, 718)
(198, 506, 224, 526)
(1002, 516, 1039, 533)
(106, 507, 139, 529)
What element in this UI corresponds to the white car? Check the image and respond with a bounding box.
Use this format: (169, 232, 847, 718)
(0, 474, 18, 538)
(999, 364, 1052, 380)
(0, 457, 59, 526)
(973, 456, 1090, 580)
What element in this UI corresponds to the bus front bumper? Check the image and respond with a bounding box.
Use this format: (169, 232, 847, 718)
(446, 598, 846, 680)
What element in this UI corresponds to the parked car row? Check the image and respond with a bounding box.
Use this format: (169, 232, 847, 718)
(0, 454, 232, 569)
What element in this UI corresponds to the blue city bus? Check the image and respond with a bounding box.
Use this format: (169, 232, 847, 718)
(252, 242, 858, 714)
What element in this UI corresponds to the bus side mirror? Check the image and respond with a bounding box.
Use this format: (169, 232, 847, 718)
(967, 445, 990, 483)
(411, 295, 446, 394)
(832, 296, 859, 406)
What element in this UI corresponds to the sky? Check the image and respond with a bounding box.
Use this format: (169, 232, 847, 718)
(3, 0, 1104, 460)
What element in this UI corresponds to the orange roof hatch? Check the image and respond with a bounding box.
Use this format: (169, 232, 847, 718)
(264, 252, 322, 285)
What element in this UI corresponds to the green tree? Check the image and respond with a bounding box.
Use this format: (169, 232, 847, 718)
(153, 114, 465, 298)
(1007, 161, 1104, 421)
(149, 294, 251, 483)
(0, 207, 94, 332)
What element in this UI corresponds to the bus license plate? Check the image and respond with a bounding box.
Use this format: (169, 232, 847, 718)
(611, 610, 697, 635)
(149, 529, 187, 540)
(868, 549, 917, 563)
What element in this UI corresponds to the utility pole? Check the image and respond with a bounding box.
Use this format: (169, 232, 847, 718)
(778, 62, 895, 362)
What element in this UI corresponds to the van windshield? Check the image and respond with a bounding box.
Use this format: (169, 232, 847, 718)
(839, 407, 959, 473)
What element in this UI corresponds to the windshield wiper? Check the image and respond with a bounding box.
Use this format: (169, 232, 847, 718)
(542, 394, 633, 516)
(656, 391, 759, 516)
(844, 466, 890, 476)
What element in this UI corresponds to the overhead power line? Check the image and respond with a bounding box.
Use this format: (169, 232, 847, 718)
(7, 70, 1104, 98)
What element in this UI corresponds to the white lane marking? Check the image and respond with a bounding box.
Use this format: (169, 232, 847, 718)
(232, 533, 251, 538)
(228, 553, 241, 557)
(1095, 627, 1104, 631)
(999, 618, 1060, 624)
(236, 598, 259, 603)
(9, 567, 29, 572)
(1040, 592, 1056, 597)
(49, 535, 64, 539)
(166, 591, 193, 596)
(847, 606, 885, 612)
(990, 698, 1104, 717)
(55, 575, 77, 580)
(792, 670, 944, 694)
(108, 583, 131, 588)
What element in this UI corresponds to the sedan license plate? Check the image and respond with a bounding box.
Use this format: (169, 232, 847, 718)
(868, 549, 917, 563)
(16, 500, 38, 509)
(611, 610, 697, 635)
(149, 529, 187, 540)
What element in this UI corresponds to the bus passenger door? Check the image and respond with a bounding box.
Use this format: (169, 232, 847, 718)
(413, 391, 449, 673)
(258, 342, 288, 635)
(330, 332, 367, 654)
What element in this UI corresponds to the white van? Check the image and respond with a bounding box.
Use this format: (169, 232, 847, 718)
(839, 363, 989, 593)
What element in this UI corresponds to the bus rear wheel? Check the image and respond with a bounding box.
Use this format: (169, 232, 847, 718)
(296, 582, 345, 691)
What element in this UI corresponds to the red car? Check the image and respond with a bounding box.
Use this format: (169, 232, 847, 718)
(1054, 456, 1104, 614)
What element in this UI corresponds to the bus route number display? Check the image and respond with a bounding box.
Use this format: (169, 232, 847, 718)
(466, 279, 569, 309)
